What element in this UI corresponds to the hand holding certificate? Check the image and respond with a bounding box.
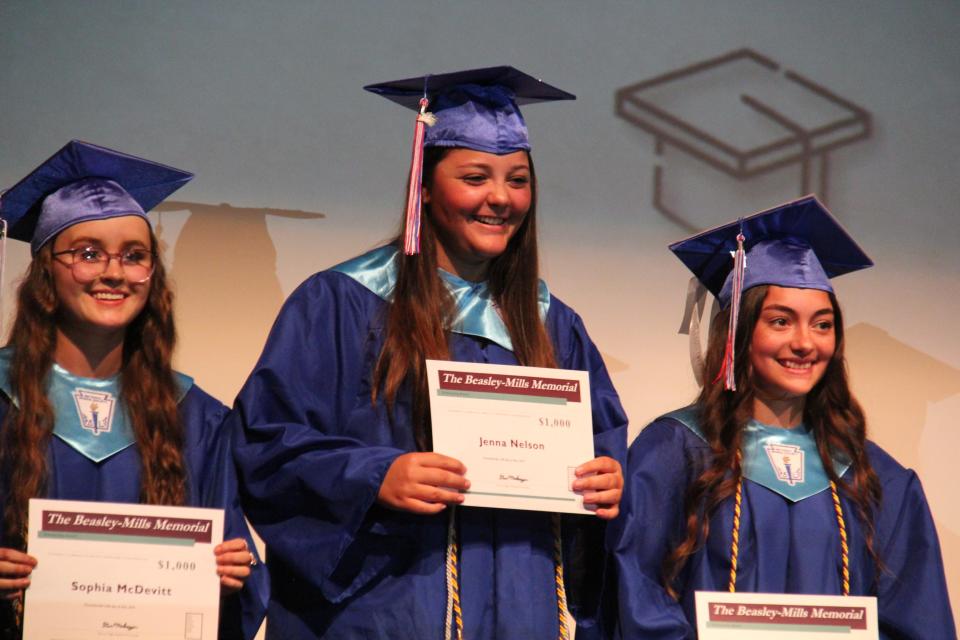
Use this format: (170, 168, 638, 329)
(427, 360, 616, 515)
(23, 498, 224, 639)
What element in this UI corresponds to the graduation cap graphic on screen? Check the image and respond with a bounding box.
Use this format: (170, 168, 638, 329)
(615, 48, 872, 231)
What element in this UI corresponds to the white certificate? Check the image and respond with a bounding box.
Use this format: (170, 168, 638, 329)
(23, 498, 224, 640)
(426, 359, 595, 515)
(695, 591, 879, 639)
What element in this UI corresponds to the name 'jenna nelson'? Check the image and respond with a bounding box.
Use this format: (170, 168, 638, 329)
(478, 437, 545, 450)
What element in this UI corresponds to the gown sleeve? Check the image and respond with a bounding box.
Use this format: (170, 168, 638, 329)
(230, 273, 408, 604)
(868, 444, 957, 639)
(549, 302, 630, 640)
(180, 387, 269, 640)
(607, 418, 703, 640)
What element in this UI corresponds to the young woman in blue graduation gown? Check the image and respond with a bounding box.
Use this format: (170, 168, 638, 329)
(0, 141, 267, 639)
(609, 199, 955, 639)
(232, 67, 628, 639)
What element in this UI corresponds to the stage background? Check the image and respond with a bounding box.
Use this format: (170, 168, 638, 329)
(2, 1, 958, 632)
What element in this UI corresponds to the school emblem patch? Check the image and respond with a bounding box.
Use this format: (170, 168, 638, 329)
(764, 443, 804, 486)
(72, 388, 117, 436)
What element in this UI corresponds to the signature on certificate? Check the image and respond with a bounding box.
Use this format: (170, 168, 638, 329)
(102, 621, 138, 631)
(499, 474, 528, 483)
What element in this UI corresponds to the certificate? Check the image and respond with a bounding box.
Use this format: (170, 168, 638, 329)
(23, 498, 224, 640)
(695, 591, 879, 639)
(426, 359, 595, 515)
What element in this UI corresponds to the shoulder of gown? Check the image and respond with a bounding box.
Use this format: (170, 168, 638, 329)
(605, 413, 705, 640)
(863, 440, 956, 638)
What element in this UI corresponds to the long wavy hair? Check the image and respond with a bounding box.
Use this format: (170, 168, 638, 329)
(662, 285, 883, 597)
(0, 230, 186, 548)
(373, 147, 557, 450)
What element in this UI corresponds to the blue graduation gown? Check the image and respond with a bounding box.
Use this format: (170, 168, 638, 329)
(0, 380, 269, 640)
(231, 264, 628, 639)
(609, 414, 956, 639)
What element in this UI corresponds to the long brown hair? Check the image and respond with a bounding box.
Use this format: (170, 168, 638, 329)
(373, 147, 557, 450)
(0, 230, 186, 548)
(662, 285, 883, 596)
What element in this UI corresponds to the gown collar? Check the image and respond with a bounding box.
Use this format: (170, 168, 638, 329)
(0, 347, 194, 463)
(662, 405, 851, 502)
(331, 245, 551, 352)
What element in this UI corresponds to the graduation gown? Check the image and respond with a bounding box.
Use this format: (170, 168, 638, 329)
(0, 354, 268, 640)
(609, 411, 956, 639)
(231, 246, 628, 639)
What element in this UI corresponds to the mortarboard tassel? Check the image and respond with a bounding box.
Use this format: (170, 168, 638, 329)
(715, 230, 746, 391)
(403, 96, 436, 255)
(0, 193, 6, 338)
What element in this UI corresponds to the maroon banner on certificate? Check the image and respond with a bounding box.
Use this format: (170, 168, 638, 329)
(41, 509, 214, 543)
(707, 601, 868, 630)
(437, 369, 582, 402)
(695, 591, 878, 639)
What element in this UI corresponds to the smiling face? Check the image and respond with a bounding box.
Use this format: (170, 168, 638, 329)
(50, 216, 153, 340)
(749, 286, 837, 409)
(424, 148, 532, 281)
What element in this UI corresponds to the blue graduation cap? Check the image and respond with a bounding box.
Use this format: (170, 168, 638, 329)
(365, 65, 575, 154)
(0, 140, 193, 254)
(364, 66, 574, 254)
(669, 195, 873, 389)
(670, 195, 873, 307)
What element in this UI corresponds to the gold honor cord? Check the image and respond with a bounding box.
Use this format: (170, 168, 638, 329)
(13, 523, 25, 629)
(445, 506, 463, 640)
(829, 481, 851, 596)
(552, 513, 570, 640)
(728, 462, 850, 596)
(727, 452, 745, 593)
(443, 509, 571, 639)
(12, 597, 22, 632)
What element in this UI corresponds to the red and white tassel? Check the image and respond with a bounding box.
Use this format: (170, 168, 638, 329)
(403, 97, 436, 255)
(0, 204, 7, 339)
(716, 232, 746, 390)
